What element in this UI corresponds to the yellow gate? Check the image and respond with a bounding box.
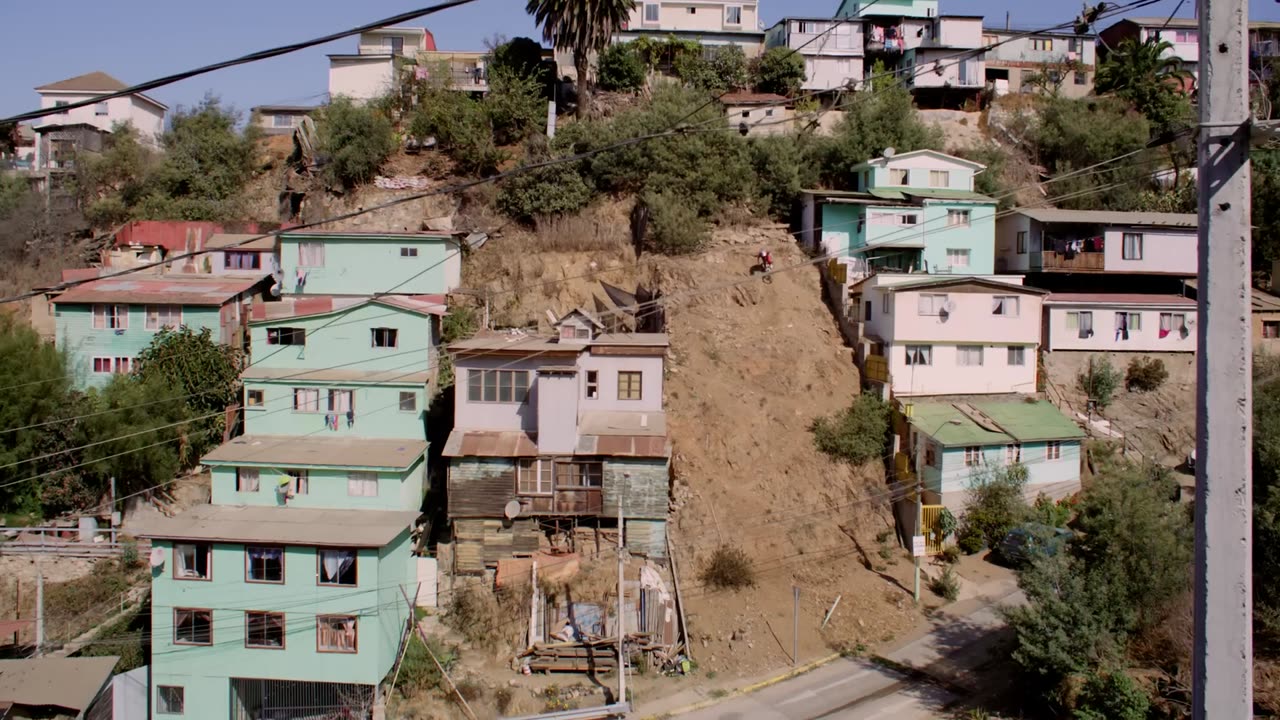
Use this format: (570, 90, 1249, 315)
(922, 505, 947, 556)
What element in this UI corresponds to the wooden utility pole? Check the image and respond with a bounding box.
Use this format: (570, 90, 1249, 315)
(913, 480, 923, 604)
(1194, 0, 1254, 715)
(616, 499, 627, 705)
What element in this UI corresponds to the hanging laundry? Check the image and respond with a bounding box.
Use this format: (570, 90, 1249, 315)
(346, 409, 355, 428)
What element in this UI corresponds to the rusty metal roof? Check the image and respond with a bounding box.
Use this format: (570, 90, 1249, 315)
(132, 504, 420, 547)
(53, 274, 266, 306)
(205, 233, 276, 251)
(442, 430, 538, 457)
(450, 332, 668, 353)
(202, 435, 427, 470)
(576, 434, 671, 458)
(251, 294, 447, 322)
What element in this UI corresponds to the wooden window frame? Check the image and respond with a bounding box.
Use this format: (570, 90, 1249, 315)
(245, 388, 265, 408)
(554, 459, 604, 489)
(316, 614, 359, 654)
(1006, 443, 1022, 464)
(92, 303, 129, 330)
(244, 546, 285, 585)
(964, 446, 982, 467)
(173, 607, 212, 646)
(617, 371, 643, 401)
(398, 391, 417, 412)
(144, 305, 183, 331)
(172, 542, 212, 582)
(267, 327, 306, 346)
(156, 686, 185, 715)
(466, 369, 530, 404)
(517, 458, 555, 496)
(317, 548, 359, 587)
(244, 610, 286, 650)
(1046, 440, 1062, 460)
(584, 370, 599, 399)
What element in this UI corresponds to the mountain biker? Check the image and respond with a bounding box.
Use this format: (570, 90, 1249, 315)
(758, 248, 773, 272)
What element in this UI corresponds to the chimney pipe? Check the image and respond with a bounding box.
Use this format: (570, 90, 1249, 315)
(1006, 12, 1010, 30)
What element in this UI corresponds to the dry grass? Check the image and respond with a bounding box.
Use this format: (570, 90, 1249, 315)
(528, 213, 631, 254)
(444, 581, 531, 653)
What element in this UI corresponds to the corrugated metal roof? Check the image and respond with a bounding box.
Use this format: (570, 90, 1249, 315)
(1016, 208, 1198, 227)
(577, 434, 671, 458)
(887, 276, 1049, 294)
(1183, 279, 1280, 311)
(53, 274, 265, 306)
(1045, 293, 1196, 306)
(132, 504, 420, 547)
(579, 411, 667, 438)
(0, 657, 118, 712)
(113, 221, 271, 250)
(205, 233, 276, 251)
(242, 367, 432, 384)
(442, 430, 538, 457)
(279, 231, 457, 243)
(251, 294, 446, 322)
(904, 188, 997, 202)
(908, 398, 1084, 447)
(202, 435, 427, 470)
(449, 332, 668, 353)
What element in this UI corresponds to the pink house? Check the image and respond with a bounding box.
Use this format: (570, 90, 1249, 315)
(444, 310, 671, 572)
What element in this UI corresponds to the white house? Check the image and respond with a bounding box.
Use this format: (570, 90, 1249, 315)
(250, 105, 315, 136)
(328, 26, 434, 103)
(618, 0, 766, 55)
(764, 18, 865, 92)
(994, 208, 1198, 277)
(853, 275, 1047, 397)
(1042, 293, 1197, 353)
(32, 71, 166, 170)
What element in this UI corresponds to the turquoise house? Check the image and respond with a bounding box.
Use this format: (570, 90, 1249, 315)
(52, 274, 267, 389)
(801, 150, 997, 277)
(906, 398, 1086, 513)
(279, 231, 463, 296)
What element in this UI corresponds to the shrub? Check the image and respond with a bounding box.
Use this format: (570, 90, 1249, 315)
(484, 69, 547, 146)
(701, 544, 756, 590)
(497, 158, 594, 223)
(751, 46, 806, 96)
(410, 90, 505, 176)
(940, 545, 962, 564)
(750, 135, 813, 219)
(959, 464, 1030, 549)
(1077, 356, 1122, 408)
(638, 189, 707, 255)
(598, 43, 647, 92)
(675, 45, 748, 91)
(1073, 671, 1150, 720)
(956, 526, 986, 555)
(490, 37, 552, 89)
(810, 393, 890, 465)
(317, 97, 396, 189)
(929, 567, 961, 601)
(1125, 356, 1168, 392)
(397, 633, 460, 697)
(1032, 493, 1073, 528)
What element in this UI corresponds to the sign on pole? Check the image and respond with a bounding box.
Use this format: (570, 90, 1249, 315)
(911, 535, 926, 558)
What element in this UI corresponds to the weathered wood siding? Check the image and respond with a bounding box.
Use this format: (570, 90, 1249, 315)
(453, 518, 540, 574)
(625, 519, 668, 559)
(602, 459, 669, 520)
(448, 458, 514, 518)
(450, 457, 669, 521)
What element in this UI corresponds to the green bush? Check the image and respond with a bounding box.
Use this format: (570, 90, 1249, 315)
(598, 42, 647, 92)
(929, 567, 961, 601)
(484, 69, 547, 146)
(675, 45, 748, 91)
(810, 393, 890, 465)
(1078, 356, 1122, 408)
(316, 96, 395, 188)
(750, 135, 812, 219)
(397, 633, 460, 696)
(1073, 671, 1150, 720)
(1032, 493, 1073, 528)
(959, 464, 1030, 550)
(940, 545, 962, 564)
(701, 545, 756, 590)
(1125, 356, 1168, 392)
(497, 157, 594, 222)
(639, 189, 707, 255)
(489, 37, 552, 89)
(410, 89, 505, 176)
(956, 526, 986, 555)
(751, 46, 806, 96)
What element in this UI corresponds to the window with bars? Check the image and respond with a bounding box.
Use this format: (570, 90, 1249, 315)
(347, 472, 378, 497)
(174, 608, 212, 645)
(92, 304, 128, 330)
(145, 305, 182, 330)
(317, 615, 358, 653)
(245, 611, 285, 649)
(245, 547, 284, 583)
(236, 468, 260, 492)
(618, 371, 642, 400)
(467, 369, 530, 403)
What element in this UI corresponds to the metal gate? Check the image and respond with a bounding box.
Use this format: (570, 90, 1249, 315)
(922, 505, 947, 556)
(230, 678, 374, 720)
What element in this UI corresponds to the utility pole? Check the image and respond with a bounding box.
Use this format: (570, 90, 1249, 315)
(34, 567, 43, 658)
(616, 499, 627, 706)
(1194, 0, 1254, 715)
(913, 479, 923, 604)
(792, 586, 799, 667)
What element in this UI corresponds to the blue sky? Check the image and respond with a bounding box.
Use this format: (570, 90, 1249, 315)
(3, 0, 1279, 119)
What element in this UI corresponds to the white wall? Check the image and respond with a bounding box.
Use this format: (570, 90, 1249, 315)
(804, 56, 864, 91)
(936, 17, 982, 48)
(907, 48, 984, 88)
(994, 214, 1034, 273)
(1044, 304, 1197, 352)
(36, 92, 164, 144)
(1102, 228, 1196, 274)
(329, 57, 395, 103)
(628, 1, 759, 33)
(886, 341, 1039, 396)
(725, 104, 793, 135)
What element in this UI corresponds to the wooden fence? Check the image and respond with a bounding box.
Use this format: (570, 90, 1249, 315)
(0, 527, 147, 559)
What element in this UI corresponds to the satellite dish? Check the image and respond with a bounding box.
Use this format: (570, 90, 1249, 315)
(503, 500, 522, 520)
(883, 147, 897, 158)
(149, 547, 166, 568)
(943, 300, 957, 312)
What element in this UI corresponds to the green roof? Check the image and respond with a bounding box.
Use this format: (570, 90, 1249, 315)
(907, 399, 1084, 447)
(903, 188, 997, 202)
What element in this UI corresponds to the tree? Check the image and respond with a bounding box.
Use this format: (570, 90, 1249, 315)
(1252, 362, 1280, 641)
(139, 96, 258, 220)
(0, 316, 75, 513)
(489, 36, 553, 90)
(316, 97, 396, 189)
(81, 375, 191, 498)
(484, 69, 548, 146)
(78, 122, 155, 227)
(526, 0, 634, 118)
(959, 463, 1030, 549)
(810, 393, 890, 465)
(1027, 96, 1154, 211)
(675, 45, 748, 92)
(1095, 37, 1194, 133)
(597, 42, 647, 92)
(133, 327, 243, 462)
(752, 47, 806, 96)
(410, 89, 505, 176)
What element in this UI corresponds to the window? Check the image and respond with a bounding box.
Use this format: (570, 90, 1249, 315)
(1008, 346, 1027, 366)
(1016, 230, 1028, 254)
(92, 357, 131, 374)
(236, 468, 260, 492)
(1030, 37, 1053, 51)
(889, 168, 910, 185)
(1074, 70, 1088, 85)
(225, 251, 261, 270)
(1006, 443, 1022, 464)
(643, 2, 659, 22)
(53, 100, 69, 114)
(1265, 321, 1280, 339)
(92, 357, 110, 374)
(618, 371, 643, 400)
(725, 4, 742, 25)
(92, 304, 128, 330)
(1159, 313, 1189, 339)
(946, 248, 971, 267)
(992, 296, 1020, 317)
(983, 34, 998, 45)
(371, 328, 398, 348)
(246, 547, 284, 583)
(174, 608, 212, 645)
(285, 470, 309, 495)
(318, 548, 357, 586)
(555, 460, 604, 488)
(399, 391, 417, 412)
(267, 327, 305, 346)
(1115, 311, 1142, 339)
(298, 241, 325, 267)
(94, 101, 109, 116)
(946, 209, 970, 226)
(271, 113, 293, 128)
(293, 388, 320, 412)
(145, 305, 182, 330)
(918, 293, 948, 316)
(467, 369, 531, 403)
(1067, 311, 1094, 338)
(883, 293, 892, 314)
(517, 458, 554, 495)
(957, 345, 985, 366)
(741, 110, 750, 118)
(157, 686, 184, 715)
(924, 441, 939, 468)
(964, 446, 983, 467)
(585, 370, 599, 399)
(896, 213, 920, 226)
(1047, 69, 1063, 84)
(765, 108, 774, 117)
(1068, 37, 1082, 53)
(837, 58, 852, 74)
(245, 611, 285, 649)
(347, 472, 378, 497)
(1174, 30, 1198, 43)
(930, 170, 951, 187)
(1046, 440, 1062, 460)
(400, 247, 418, 257)
(864, 300, 872, 321)
(246, 389, 264, 408)
(385, 36, 405, 55)
(688, 6, 696, 12)
(317, 615, 358, 653)
(174, 543, 211, 580)
(904, 345, 932, 366)
(114, 357, 132, 374)
(1122, 232, 1143, 260)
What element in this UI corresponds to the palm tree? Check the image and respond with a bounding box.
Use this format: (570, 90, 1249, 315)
(526, 0, 634, 117)
(1096, 37, 1195, 132)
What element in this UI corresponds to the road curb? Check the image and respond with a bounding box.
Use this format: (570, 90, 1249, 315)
(638, 653, 843, 719)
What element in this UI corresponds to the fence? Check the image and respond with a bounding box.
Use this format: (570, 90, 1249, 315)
(0, 527, 145, 559)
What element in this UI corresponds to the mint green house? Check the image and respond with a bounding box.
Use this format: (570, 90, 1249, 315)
(52, 274, 266, 389)
(280, 231, 462, 296)
(801, 150, 997, 277)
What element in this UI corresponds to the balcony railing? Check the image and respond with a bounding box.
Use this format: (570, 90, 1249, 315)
(1036, 250, 1105, 271)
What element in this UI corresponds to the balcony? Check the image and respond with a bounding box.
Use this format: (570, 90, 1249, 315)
(1035, 250, 1104, 272)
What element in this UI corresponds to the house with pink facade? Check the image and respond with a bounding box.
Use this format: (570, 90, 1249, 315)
(1042, 293, 1197, 353)
(443, 311, 670, 573)
(852, 274, 1048, 397)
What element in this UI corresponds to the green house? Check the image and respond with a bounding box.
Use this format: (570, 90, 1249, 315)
(279, 231, 462, 297)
